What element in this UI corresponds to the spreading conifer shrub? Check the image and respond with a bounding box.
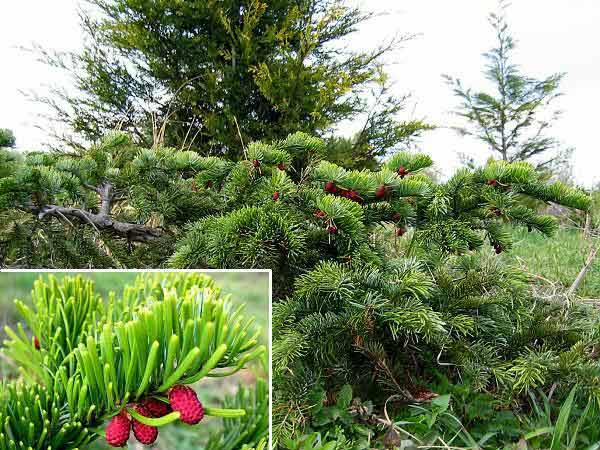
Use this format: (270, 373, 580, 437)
(1, 132, 597, 447)
(0, 273, 268, 449)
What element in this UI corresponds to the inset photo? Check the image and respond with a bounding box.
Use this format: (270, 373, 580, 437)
(0, 270, 270, 450)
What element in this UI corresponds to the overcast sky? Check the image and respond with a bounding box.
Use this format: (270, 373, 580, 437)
(1, 1, 599, 186)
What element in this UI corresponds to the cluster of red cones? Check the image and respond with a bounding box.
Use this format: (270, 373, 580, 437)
(106, 385, 204, 447)
(323, 181, 361, 202)
(325, 172, 414, 203)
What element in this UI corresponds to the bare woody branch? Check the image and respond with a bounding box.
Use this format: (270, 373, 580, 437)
(24, 180, 162, 242)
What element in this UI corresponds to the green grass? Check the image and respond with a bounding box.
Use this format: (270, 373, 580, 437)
(0, 271, 270, 450)
(379, 222, 599, 298)
(510, 227, 600, 298)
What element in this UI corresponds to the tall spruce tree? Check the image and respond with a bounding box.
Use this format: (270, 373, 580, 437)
(444, 1, 568, 168)
(33, 0, 427, 162)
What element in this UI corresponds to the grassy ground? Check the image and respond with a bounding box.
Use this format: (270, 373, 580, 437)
(380, 222, 599, 299)
(0, 271, 270, 450)
(510, 227, 600, 298)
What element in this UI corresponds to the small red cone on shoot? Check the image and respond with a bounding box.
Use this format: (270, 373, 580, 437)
(277, 162, 286, 170)
(132, 405, 158, 445)
(141, 398, 172, 418)
(314, 209, 326, 218)
(327, 225, 338, 234)
(252, 159, 260, 168)
(375, 185, 386, 199)
(34, 336, 40, 350)
(487, 179, 498, 187)
(392, 213, 402, 222)
(168, 385, 204, 425)
(324, 181, 337, 193)
(272, 191, 280, 201)
(205, 180, 213, 189)
(493, 243, 503, 254)
(491, 207, 502, 216)
(106, 410, 131, 447)
(397, 166, 409, 178)
(346, 190, 361, 202)
(396, 227, 406, 237)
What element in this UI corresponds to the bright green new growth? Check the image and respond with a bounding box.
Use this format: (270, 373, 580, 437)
(1, 273, 266, 449)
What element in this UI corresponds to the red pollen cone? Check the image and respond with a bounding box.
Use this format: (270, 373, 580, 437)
(106, 411, 131, 447)
(132, 405, 158, 445)
(168, 385, 204, 425)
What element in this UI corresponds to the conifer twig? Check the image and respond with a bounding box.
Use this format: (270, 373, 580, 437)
(567, 212, 598, 297)
(233, 116, 247, 158)
(32, 204, 162, 242)
(583, 212, 592, 238)
(567, 239, 598, 297)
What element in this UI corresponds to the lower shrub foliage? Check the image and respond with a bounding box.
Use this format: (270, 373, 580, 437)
(1, 132, 598, 447)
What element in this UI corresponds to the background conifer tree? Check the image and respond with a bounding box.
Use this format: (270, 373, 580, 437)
(33, 0, 428, 164)
(444, 1, 568, 169)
